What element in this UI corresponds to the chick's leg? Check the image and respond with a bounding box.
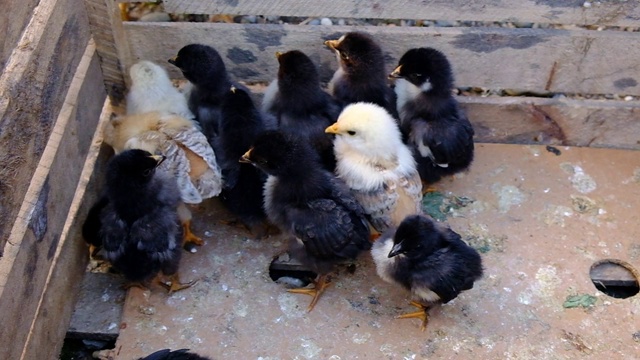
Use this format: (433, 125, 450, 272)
(158, 274, 198, 294)
(397, 301, 431, 331)
(178, 203, 204, 247)
(288, 274, 331, 312)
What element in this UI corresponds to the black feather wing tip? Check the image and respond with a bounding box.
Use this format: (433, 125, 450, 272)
(138, 348, 211, 360)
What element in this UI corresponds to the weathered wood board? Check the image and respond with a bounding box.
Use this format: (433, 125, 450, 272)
(0, 0, 41, 71)
(159, 0, 640, 28)
(123, 23, 640, 96)
(0, 0, 91, 250)
(0, 40, 107, 360)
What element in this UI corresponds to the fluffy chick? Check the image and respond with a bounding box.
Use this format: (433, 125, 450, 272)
(82, 196, 109, 258)
(217, 86, 270, 236)
(326, 103, 422, 235)
(168, 44, 245, 144)
(126, 60, 195, 120)
(103, 111, 222, 247)
(262, 50, 342, 171)
(99, 149, 196, 293)
(390, 47, 474, 186)
(241, 130, 371, 311)
(371, 214, 483, 331)
(138, 349, 211, 360)
(325, 32, 397, 118)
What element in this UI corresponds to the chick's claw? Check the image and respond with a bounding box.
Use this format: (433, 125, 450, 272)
(159, 274, 198, 294)
(287, 274, 332, 312)
(182, 220, 204, 247)
(396, 301, 430, 331)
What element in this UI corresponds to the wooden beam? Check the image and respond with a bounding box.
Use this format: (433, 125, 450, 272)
(0, 38, 106, 359)
(123, 22, 640, 96)
(160, 0, 640, 27)
(0, 0, 91, 251)
(84, 0, 133, 104)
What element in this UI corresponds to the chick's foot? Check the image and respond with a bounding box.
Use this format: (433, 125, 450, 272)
(396, 300, 431, 331)
(287, 274, 332, 312)
(182, 219, 204, 247)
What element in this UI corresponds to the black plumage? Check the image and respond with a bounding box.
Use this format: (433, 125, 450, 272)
(138, 348, 211, 360)
(390, 47, 474, 185)
(241, 130, 371, 311)
(98, 149, 194, 293)
(262, 50, 342, 171)
(371, 214, 483, 331)
(168, 44, 245, 144)
(82, 195, 109, 257)
(217, 86, 270, 236)
(325, 32, 398, 118)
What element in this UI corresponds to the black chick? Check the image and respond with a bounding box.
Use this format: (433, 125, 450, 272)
(99, 149, 195, 293)
(218, 85, 271, 237)
(371, 214, 483, 331)
(82, 196, 109, 258)
(168, 44, 246, 145)
(262, 50, 342, 171)
(240, 130, 371, 311)
(324, 32, 398, 118)
(138, 348, 211, 360)
(390, 47, 474, 187)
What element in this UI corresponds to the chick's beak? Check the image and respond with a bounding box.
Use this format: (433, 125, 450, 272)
(275, 51, 283, 59)
(388, 242, 403, 258)
(150, 154, 166, 166)
(325, 123, 340, 134)
(239, 149, 253, 163)
(389, 65, 403, 79)
(230, 85, 236, 93)
(324, 39, 339, 50)
(168, 56, 177, 66)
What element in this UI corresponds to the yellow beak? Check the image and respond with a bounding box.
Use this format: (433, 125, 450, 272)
(275, 51, 283, 59)
(149, 154, 166, 166)
(168, 56, 178, 65)
(324, 39, 339, 49)
(389, 65, 403, 79)
(239, 149, 253, 163)
(325, 123, 340, 134)
(231, 85, 236, 93)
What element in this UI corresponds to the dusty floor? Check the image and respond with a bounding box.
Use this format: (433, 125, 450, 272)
(110, 144, 640, 359)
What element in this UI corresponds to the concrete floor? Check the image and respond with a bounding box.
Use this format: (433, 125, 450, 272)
(110, 143, 640, 359)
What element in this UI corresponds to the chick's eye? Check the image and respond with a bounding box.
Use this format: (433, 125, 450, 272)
(143, 169, 152, 177)
(258, 159, 268, 166)
(340, 52, 349, 60)
(347, 130, 356, 136)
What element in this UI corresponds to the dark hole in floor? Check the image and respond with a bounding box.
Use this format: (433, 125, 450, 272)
(268, 253, 317, 288)
(59, 337, 116, 360)
(589, 259, 640, 299)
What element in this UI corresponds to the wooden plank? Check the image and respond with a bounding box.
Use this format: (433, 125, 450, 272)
(0, 7, 99, 359)
(459, 96, 640, 150)
(0, 0, 91, 250)
(84, 0, 133, 103)
(590, 262, 638, 287)
(160, 0, 640, 27)
(19, 49, 109, 360)
(0, 0, 41, 71)
(123, 22, 640, 96)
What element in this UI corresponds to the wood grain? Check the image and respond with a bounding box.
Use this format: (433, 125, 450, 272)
(0, 39, 106, 360)
(0, 0, 91, 251)
(0, 0, 41, 71)
(123, 22, 640, 96)
(158, 0, 640, 27)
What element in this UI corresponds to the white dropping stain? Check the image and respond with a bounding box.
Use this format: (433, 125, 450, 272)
(156, 325, 168, 335)
(517, 291, 532, 305)
(380, 344, 396, 357)
(277, 293, 305, 318)
(221, 284, 228, 291)
(503, 287, 512, 293)
(328, 356, 341, 360)
(563, 164, 597, 193)
(535, 265, 561, 299)
(101, 293, 110, 302)
(404, 355, 417, 360)
(299, 339, 322, 359)
(352, 332, 371, 344)
(233, 301, 248, 317)
(107, 322, 117, 330)
(492, 184, 527, 213)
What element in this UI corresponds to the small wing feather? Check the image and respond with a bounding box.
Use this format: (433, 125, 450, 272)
(99, 206, 129, 260)
(128, 208, 181, 262)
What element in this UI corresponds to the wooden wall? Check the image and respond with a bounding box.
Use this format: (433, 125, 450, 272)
(0, 0, 107, 358)
(95, 0, 640, 149)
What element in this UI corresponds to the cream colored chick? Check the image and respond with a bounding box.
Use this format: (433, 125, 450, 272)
(126, 60, 194, 120)
(103, 112, 223, 248)
(325, 103, 423, 235)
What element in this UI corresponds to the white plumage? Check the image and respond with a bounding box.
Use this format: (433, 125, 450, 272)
(326, 103, 423, 233)
(126, 60, 194, 120)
